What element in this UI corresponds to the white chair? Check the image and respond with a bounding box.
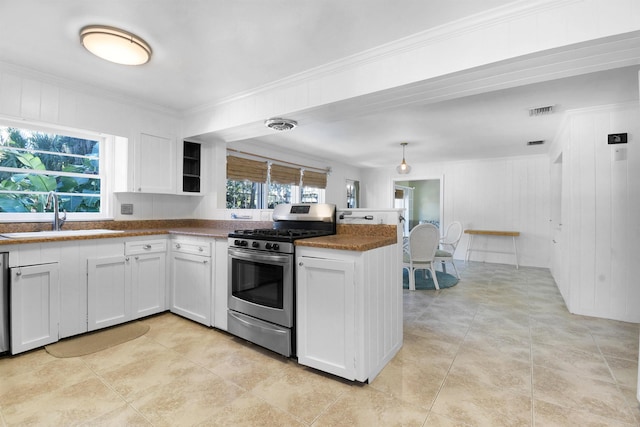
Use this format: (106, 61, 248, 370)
(402, 223, 440, 290)
(434, 221, 462, 278)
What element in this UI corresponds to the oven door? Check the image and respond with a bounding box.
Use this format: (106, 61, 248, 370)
(228, 247, 293, 327)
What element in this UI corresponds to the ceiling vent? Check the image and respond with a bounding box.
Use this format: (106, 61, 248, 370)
(528, 105, 554, 116)
(264, 118, 297, 131)
(527, 140, 545, 146)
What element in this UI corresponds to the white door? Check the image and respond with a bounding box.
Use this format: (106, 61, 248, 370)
(10, 263, 59, 354)
(297, 256, 355, 380)
(87, 255, 131, 331)
(135, 133, 176, 193)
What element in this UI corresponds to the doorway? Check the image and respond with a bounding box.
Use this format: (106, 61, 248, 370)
(393, 177, 443, 236)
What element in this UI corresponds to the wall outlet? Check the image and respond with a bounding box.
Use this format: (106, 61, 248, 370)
(121, 203, 134, 215)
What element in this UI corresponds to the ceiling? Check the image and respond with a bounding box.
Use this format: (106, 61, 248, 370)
(1, 1, 639, 168)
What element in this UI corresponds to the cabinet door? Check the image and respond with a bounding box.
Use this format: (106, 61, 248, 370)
(297, 256, 356, 380)
(134, 133, 176, 194)
(131, 252, 166, 318)
(170, 252, 211, 325)
(10, 263, 59, 354)
(87, 255, 131, 331)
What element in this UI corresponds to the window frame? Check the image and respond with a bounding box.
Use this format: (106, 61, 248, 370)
(0, 118, 112, 222)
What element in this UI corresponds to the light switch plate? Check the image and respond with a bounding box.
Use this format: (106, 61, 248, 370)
(121, 203, 134, 215)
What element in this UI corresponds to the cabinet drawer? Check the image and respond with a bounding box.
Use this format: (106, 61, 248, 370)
(125, 239, 167, 255)
(171, 240, 211, 257)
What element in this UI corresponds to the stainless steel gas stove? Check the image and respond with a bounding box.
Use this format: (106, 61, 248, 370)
(227, 203, 336, 357)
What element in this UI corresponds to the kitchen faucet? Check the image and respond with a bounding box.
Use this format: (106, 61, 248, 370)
(45, 191, 66, 231)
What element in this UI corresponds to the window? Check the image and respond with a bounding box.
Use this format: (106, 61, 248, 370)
(226, 154, 326, 209)
(0, 122, 107, 220)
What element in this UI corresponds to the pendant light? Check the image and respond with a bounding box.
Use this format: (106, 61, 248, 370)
(80, 25, 152, 65)
(396, 143, 411, 174)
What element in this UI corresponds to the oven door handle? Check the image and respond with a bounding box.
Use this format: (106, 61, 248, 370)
(228, 248, 291, 264)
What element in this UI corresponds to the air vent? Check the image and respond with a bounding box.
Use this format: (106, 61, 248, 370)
(528, 105, 554, 116)
(527, 140, 545, 146)
(264, 118, 297, 131)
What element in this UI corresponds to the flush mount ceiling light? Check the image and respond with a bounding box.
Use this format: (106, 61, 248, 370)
(264, 118, 297, 131)
(396, 142, 411, 174)
(80, 25, 152, 65)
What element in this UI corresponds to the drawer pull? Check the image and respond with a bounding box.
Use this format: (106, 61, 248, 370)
(143, 244, 152, 249)
(175, 243, 181, 249)
(198, 247, 203, 252)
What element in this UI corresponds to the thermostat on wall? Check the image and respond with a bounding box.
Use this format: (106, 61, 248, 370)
(607, 133, 627, 144)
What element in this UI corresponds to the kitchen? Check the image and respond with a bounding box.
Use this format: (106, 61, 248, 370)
(0, 0, 639, 425)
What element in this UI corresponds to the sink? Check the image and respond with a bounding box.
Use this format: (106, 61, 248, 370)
(0, 229, 124, 239)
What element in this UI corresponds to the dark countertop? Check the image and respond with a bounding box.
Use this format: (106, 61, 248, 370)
(0, 221, 399, 251)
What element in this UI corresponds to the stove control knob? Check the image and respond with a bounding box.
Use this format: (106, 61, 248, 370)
(252, 241, 260, 248)
(272, 243, 280, 251)
(234, 240, 241, 246)
(235, 240, 248, 247)
(265, 243, 272, 250)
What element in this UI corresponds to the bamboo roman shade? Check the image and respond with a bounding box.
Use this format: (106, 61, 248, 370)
(302, 170, 327, 189)
(270, 164, 300, 185)
(226, 155, 268, 183)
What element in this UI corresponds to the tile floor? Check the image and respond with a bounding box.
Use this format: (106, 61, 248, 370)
(0, 261, 638, 426)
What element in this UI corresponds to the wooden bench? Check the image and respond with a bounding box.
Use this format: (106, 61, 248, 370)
(464, 229, 520, 269)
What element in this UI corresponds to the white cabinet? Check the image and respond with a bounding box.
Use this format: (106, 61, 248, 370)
(296, 244, 403, 383)
(10, 262, 59, 354)
(126, 239, 168, 318)
(87, 254, 131, 331)
(170, 238, 212, 326)
(114, 132, 177, 194)
(297, 255, 356, 380)
(87, 238, 168, 331)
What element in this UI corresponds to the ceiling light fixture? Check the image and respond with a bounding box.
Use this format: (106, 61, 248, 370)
(80, 25, 152, 65)
(264, 118, 297, 131)
(396, 142, 411, 174)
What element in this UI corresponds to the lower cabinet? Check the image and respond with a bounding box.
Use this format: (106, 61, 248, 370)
(87, 238, 167, 332)
(10, 262, 60, 354)
(297, 255, 356, 380)
(87, 255, 131, 331)
(127, 240, 168, 318)
(296, 244, 403, 383)
(170, 239, 212, 326)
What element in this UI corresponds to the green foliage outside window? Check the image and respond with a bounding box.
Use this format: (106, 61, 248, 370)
(0, 126, 101, 213)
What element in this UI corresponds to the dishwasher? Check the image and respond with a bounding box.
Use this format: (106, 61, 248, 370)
(0, 252, 9, 353)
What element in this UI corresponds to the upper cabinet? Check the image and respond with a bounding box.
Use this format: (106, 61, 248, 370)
(136, 133, 177, 194)
(114, 134, 208, 195)
(179, 140, 204, 195)
(114, 133, 176, 194)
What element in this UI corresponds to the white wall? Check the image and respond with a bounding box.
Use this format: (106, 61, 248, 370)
(549, 102, 639, 322)
(0, 63, 199, 221)
(192, 139, 363, 218)
(361, 155, 551, 268)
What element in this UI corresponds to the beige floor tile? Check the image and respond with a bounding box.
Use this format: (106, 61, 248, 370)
(129, 366, 245, 426)
(0, 355, 96, 406)
(431, 371, 532, 427)
(0, 348, 54, 379)
(449, 346, 532, 393)
(533, 399, 637, 427)
(533, 365, 636, 424)
(76, 404, 153, 426)
(424, 412, 474, 426)
(251, 365, 351, 423)
(532, 342, 614, 383)
(99, 350, 205, 401)
(368, 353, 450, 409)
(2, 377, 125, 426)
(593, 332, 640, 361)
(202, 393, 305, 426)
(314, 385, 428, 427)
(606, 355, 639, 389)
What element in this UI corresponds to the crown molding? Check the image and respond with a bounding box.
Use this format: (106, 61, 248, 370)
(186, 0, 579, 115)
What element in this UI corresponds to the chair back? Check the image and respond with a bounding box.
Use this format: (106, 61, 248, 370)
(441, 221, 463, 250)
(408, 223, 439, 262)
